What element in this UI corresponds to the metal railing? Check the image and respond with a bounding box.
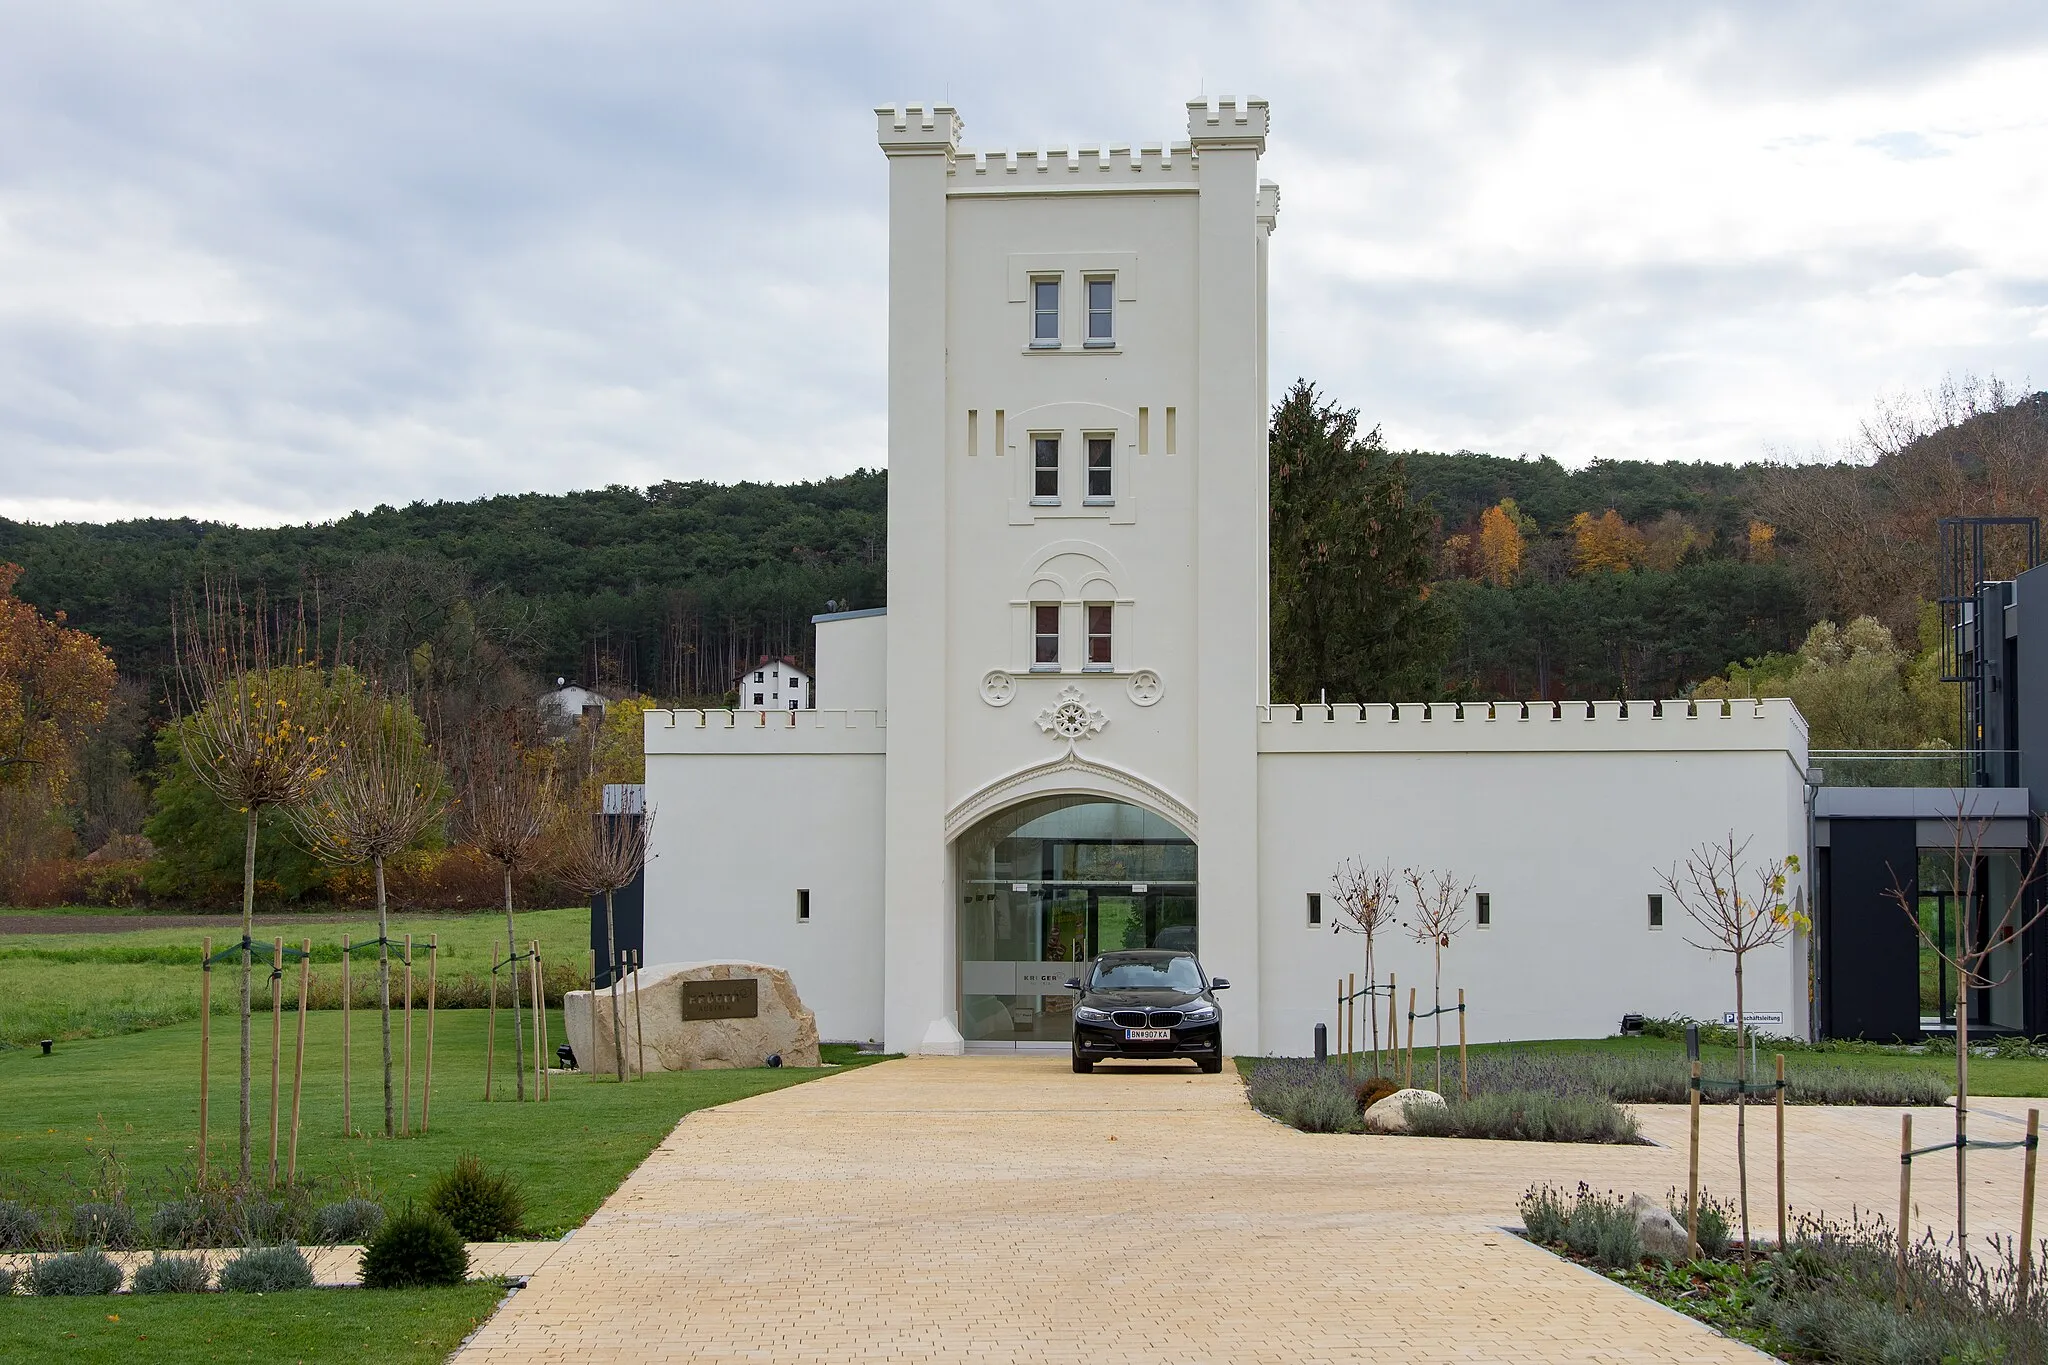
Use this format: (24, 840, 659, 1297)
(1809, 749, 2020, 789)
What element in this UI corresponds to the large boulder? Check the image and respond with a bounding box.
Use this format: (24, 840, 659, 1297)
(1361, 1087, 1446, 1134)
(565, 961, 820, 1073)
(1626, 1192, 1691, 1261)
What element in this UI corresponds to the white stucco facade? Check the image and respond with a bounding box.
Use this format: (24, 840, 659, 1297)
(641, 97, 1812, 1056)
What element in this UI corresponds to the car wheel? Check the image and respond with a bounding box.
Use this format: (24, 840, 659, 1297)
(1072, 1052, 1094, 1074)
(1197, 1056, 1223, 1074)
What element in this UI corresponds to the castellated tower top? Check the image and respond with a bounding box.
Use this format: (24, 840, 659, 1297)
(1186, 97, 1268, 151)
(875, 103, 962, 156)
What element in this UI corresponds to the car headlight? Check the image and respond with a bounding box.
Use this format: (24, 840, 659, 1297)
(1180, 1003, 1219, 1022)
(1075, 1006, 1113, 1024)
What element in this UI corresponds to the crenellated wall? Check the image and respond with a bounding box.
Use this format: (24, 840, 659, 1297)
(1258, 697, 1807, 754)
(645, 707, 886, 755)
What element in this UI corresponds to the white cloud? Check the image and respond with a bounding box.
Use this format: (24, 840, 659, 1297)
(0, 1, 2045, 523)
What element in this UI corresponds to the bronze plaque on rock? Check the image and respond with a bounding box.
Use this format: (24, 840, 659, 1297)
(681, 978, 758, 1021)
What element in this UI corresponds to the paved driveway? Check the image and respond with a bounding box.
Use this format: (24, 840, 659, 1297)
(459, 1056, 1863, 1364)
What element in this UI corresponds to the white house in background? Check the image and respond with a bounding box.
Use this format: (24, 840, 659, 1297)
(737, 657, 811, 711)
(540, 679, 607, 725)
(640, 98, 1812, 1056)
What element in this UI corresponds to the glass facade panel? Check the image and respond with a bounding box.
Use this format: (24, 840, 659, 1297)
(956, 795, 1197, 1046)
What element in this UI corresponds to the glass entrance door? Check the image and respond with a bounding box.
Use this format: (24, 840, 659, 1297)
(955, 795, 1197, 1047)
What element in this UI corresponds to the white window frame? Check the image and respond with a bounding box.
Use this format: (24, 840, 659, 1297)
(1084, 434, 1114, 504)
(1083, 602, 1113, 671)
(1031, 603, 1061, 671)
(1083, 274, 1114, 348)
(1030, 276, 1061, 349)
(1031, 435, 1061, 504)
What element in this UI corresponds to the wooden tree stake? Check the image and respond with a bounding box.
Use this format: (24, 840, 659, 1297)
(1898, 1113, 1913, 1309)
(198, 937, 212, 1187)
(1346, 971, 1356, 1077)
(485, 950, 498, 1101)
(535, 945, 551, 1100)
(1405, 987, 1417, 1089)
(2022, 1108, 2040, 1310)
(288, 938, 310, 1183)
(1458, 988, 1469, 1100)
(341, 933, 352, 1136)
(402, 933, 414, 1136)
(268, 935, 284, 1187)
(1774, 1053, 1787, 1248)
(634, 950, 648, 1078)
(1687, 1059, 1702, 1259)
(422, 933, 437, 1134)
(531, 939, 544, 1097)
(1386, 973, 1397, 1082)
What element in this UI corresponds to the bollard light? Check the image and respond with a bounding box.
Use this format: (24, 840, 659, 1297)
(1313, 1022, 1327, 1064)
(39, 1039, 53, 1055)
(766, 1053, 783, 1069)
(556, 1044, 577, 1071)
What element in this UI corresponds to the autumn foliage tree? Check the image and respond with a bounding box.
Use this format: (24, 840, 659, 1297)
(1474, 502, 1526, 586)
(0, 564, 116, 897)
(1569, 509, 1647, 574)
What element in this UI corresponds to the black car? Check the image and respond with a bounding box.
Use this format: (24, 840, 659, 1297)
(1066, 950, 1228, 1073)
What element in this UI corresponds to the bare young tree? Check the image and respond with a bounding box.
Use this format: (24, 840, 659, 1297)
(1402, 867, 1476, 1094)
(1660, 832, 1804, 1257)
(455, 710, 561, 1101)
(556, 800, 655, 1082)
(172, 584, 335, 1184)
(1330, 858, 1399, 1075)
(1888, 795, 2048, 1244)
(291, 687, 448, 1137)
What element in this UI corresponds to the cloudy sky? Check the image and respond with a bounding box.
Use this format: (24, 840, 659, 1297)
(2, 2, 2045, 526)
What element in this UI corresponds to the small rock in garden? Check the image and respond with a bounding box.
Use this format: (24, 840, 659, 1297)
(1625, 1192, 1690, 1260)
(1362, 1087, 1445, 1134)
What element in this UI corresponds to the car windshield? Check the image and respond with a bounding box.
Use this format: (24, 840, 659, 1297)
(1092, 956, 1204, 992)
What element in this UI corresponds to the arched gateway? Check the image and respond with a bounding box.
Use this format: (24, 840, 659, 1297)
(955, 795, 1196, 1049)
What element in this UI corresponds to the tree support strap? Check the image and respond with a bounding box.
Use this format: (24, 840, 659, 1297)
(491, 950, 537, 975)
(203, 936, 313, 969)
(1407, 1003, 1467, 1022)
(1690, 1075, 1786, 1097)
(1903, 1133, 2040, 1163)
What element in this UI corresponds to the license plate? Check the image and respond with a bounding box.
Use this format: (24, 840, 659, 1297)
(1125, 1027, 1172, 1041)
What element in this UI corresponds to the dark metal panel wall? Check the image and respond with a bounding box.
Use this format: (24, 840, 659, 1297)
(1822, 818, 1921, 1041)
(589, 869, 645, 990)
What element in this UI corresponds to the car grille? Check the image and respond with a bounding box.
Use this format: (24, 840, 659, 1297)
(1109, 1009, 1184, 1028)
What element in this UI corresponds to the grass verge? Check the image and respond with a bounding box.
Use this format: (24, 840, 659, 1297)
(0, 1279, 510, 1365)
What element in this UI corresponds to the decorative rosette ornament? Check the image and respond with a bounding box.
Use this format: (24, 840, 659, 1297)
(1036, 684, 1107, 741)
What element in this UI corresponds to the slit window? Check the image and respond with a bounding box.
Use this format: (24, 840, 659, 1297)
(797, 889, 810, 923)
(1033, 604, 1061, 667)
(1085, 276, 1113, 346)
(1086, 437, 1113, 500)
(1032, 277, 1060, 347)
(1648, 894, 1663, 929)
(1306, 892, 1322, 927)
(1476, 892, 1491, 927)
(1034, 437, 1060, 499)
(1086, 604, 1112, 667)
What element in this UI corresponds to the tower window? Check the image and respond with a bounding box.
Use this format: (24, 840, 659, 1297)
(1033, 604, 1061, 668)
(1307, 892, 1322, 926)
(1032, 277, 1060, 347)
(1033, 437, 1060, 501)
(1085, 276, 1114, 346)
(1086, 437, 1113, 501)
(1085, 604, 1113, 668)
(1476, 892, 1491, 927)
(1648, 894, 1664, 929)
(797, 888, 810, 922)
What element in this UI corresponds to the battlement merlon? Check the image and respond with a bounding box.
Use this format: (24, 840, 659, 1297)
(1257, 179, 1281, 233)
(876, 103, 962, 157)
(1186, 97, 1269, 152)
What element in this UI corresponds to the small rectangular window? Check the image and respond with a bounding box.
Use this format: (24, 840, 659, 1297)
(1306, 892, 1322, 926)
(1033, 603, 1061, 668)
(1476, 892, 1491, 927)
(1085, 276, 1113, 346)
(1138, 407, 1150, 455)
(1648, 894, 1664, 929)
(789, 700, 799, 710)
(755, 671, 764, 682)
(967, 408, 978, 457)
(1085, 604, 1112, 668)
(797, 889, 810, 922)
(1086, 437, 1113, 501)
(753, 693, 764, 706)
(1033, 437, 1060, 500)
(1032, 277, 1060, 347)
(1165, 406, 1177, 454)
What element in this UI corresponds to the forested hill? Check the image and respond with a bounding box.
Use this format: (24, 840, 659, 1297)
(1402, 451, 1760, 547)
(0, 473, 886, 699)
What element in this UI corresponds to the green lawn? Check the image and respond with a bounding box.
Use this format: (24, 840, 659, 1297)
(0, 1280, 509, 1364)
(0, 1009, 886, 1235)
(0, 908, 591, 1045)
(1295, 1033, 2048, 1098)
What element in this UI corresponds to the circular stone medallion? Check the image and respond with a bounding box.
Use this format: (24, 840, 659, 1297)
(979, 670, 1017, 706)
(1127, 669, 1163, 706)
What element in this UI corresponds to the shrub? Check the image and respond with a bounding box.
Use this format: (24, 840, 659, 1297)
(1243, 1060, 1362, 1134)
(69, 1201, 140, 1249)
(152, 1191, 236, 1250)
(0, 1199, 43, 1251)
(1667, 1188, 1734, 1258)
(0, 1266, 16, 1296)
(360, 1205, 469, 1289)
(26, 1249, 123, 1295)
(1353, 1076, 1400, 1112)
(132, 1252, 212, 1294)
(425, 1155, 525, 1241)
(311, 1197, 386, 1246)
(235, 1190, 313, 1246)
(1993, 1033, 2038, 1060)
(1518, 1184, 1570, 1245)
(217, 1243, 313, 1293)
(1404, 1092, 1643, 1144)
